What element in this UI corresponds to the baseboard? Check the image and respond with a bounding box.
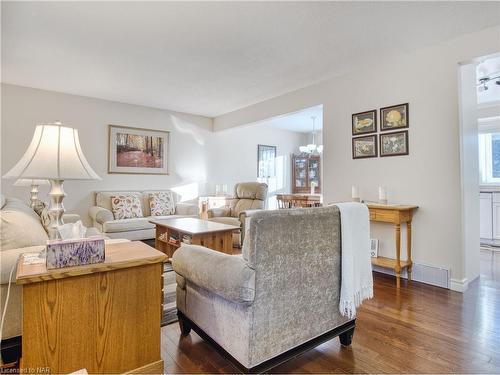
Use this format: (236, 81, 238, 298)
(372, 261, 450, 289)
(450, 277, 469, 292)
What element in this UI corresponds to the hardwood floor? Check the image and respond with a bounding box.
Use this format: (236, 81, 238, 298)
(161, 251, 500, 373)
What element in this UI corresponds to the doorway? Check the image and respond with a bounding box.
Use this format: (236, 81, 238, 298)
(459, 53, 500, 289)
(252, 105, 324, 209)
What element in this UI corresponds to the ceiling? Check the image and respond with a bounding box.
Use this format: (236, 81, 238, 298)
(3, 2, 500, 118)
(256, 105, 323, 134)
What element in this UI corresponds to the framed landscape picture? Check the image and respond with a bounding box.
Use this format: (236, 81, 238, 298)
(380, 130, 409, 157)
(352, 110, 377, 135)
(108, 125, 169, 174)
(380, 103, 409, 131)
(352, 135, 378, 159)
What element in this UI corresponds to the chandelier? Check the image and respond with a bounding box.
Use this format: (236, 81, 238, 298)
(299, 116, 323, 154)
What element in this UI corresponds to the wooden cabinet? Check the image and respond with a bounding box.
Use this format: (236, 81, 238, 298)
(480, 192, 493, 240)
(17, 241, 166, 374)
(292, 154, 321, 194)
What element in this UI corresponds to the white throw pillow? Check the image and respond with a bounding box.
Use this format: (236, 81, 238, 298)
(0, 205, 49, 251)
(111, 194, 143, 220)
(149, 192, 176, 216)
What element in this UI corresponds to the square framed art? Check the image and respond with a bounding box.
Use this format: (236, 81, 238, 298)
(352, 135, 378, 159)
(352, 110, 377, 135)
(380, 130, 409, 157)
(380, 103, 409, 131)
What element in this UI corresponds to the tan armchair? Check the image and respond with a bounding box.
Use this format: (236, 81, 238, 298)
(208, 182, 268, 246)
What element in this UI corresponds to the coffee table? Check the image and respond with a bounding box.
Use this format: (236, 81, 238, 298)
(149, 217, 240, 257)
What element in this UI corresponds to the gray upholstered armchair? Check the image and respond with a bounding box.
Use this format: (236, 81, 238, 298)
(207, 182, 268, 247)
(172, 206, 355, 372)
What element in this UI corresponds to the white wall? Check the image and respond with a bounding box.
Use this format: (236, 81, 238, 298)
(206, 123, 308, 209)
(1, 84, 309, 224)
(212, 25, 500, 287)
(1, 84, 213, 226)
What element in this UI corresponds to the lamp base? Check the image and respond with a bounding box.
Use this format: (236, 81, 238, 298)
(29, 184, 40, 208)
(48, 179, 66, 240)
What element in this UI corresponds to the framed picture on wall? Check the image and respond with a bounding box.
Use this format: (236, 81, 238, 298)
(380, 103, 409, 131)
(352, 110, 377, 135)
(108, 124, 169, 174)
(257, 144, 277, 178)
(352, 135, 378, 159)
(380, 130, 409, 157)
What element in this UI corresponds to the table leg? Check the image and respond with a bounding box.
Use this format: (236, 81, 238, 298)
(155, 226, 162, 251)
(407, 221, 412, 281)
(395, 223, 401, 288)
(223, 232, 233, 254)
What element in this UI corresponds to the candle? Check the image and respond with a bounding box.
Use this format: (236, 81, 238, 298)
(352, 186, 359, 200)
(378, 186, 387, 204)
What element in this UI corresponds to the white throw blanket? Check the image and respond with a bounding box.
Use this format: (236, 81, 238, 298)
(336, 202, 373, 318)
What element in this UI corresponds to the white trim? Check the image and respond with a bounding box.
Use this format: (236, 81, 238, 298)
(372, 261, 450, 289)
(450, 278, 469, 292)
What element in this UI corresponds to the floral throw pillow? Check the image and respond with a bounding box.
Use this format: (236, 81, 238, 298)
(33, 200, 51, 233)
(149, 192, 176, 216)
(111, 195, 143, 220)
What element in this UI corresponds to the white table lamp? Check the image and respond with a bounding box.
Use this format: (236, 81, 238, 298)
(3, 122, 101, 239)
(14, 178, 49, 208)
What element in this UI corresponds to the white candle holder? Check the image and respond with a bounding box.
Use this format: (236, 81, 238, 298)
(351, 186, 360, 202)
(378, 186, 387, 205)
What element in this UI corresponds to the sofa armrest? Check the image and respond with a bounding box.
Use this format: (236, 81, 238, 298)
(172, 245, 255, 304)
(89, 206, 114, 224)
(207, 207, 231, 218)
(175, 202, 199, 216)
(239, 209, 263, 244)
(238, 209, 262, 223)
(1, 245, 45, 284)
(62, 213, 81, 224)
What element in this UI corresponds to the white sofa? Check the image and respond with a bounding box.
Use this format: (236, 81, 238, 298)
(89, 190, 199, 240)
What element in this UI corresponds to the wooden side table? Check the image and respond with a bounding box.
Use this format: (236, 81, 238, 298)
(16, 241, 167, 374)
(367, 203, 418, 288)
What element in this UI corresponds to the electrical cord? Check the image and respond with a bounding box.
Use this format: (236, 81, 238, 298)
(0, 263, 16, 365)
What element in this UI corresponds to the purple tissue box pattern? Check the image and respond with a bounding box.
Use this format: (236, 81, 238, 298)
(46, 237, 105, 269)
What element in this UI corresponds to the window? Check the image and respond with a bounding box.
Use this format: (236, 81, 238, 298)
(479, 132, 500, 184)
(257, 144, 276, 179)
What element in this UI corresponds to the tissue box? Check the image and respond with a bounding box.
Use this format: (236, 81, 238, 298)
(46, 236, 105, 269)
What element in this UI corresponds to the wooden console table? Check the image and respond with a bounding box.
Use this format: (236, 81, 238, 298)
(367, 203, 418, 288)
(16, 241, 167, 374)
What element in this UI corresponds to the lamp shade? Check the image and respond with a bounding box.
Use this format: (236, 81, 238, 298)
(14, 178, 50, 187)
(3, 123, 101, 180)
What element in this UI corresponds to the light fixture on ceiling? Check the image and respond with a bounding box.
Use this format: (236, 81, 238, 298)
(478, 77, 489, 91)
(477, 74, 500, 92)
(299, 116, 323, 154)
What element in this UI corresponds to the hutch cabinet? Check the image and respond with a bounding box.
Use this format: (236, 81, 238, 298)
(292, 154, 321, 194)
